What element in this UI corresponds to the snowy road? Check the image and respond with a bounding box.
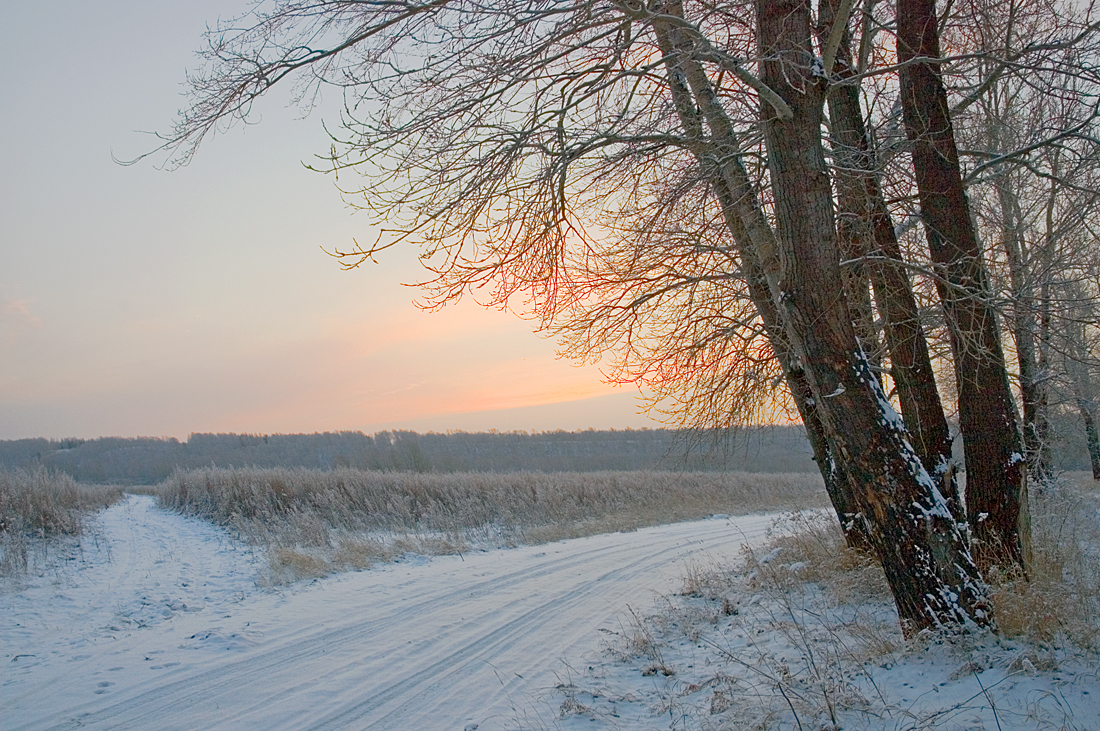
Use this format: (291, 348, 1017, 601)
(2, 495, 775, 731)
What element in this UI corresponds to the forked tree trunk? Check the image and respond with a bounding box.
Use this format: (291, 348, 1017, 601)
(651, 8, 872, 551)
(817, 0, 962, 522)
(755, 0, 991, 633)
(896, 0, 1032, 572)
(653, 1, 994, 632)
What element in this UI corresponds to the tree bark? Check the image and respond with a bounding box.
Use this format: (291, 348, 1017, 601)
(896, 0, 1032, 572)
(651, 7, 872, 551)
(1077, 399, 1100, 479)
(817, 0, 962, 523)
(755, 0, 991, 633)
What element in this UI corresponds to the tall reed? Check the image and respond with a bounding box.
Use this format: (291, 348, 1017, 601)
(157, 466, 827, 582)
(160, 467, 825, 532)
(1, 467, 122, 576)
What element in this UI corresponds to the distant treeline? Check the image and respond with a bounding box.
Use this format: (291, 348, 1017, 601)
(4, 410, 1094, 485)
(0, 427, 819, 485)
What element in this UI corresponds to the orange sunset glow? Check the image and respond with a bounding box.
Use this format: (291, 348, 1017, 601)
(0, 1, 661, 440)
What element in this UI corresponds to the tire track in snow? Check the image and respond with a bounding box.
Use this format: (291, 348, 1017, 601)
(18, 522, 744, 730)
(311, 526, 759, 730)
(6, 500, 777, 731)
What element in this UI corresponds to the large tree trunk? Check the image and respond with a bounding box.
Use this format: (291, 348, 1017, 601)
(651, 0, 994, 633)
(651, 7, 872, 551)
(754, 0, 991, 633)
(817, 0, 962, 523)
(815, 1, 882, 376)
(896, 0, 1032, 572)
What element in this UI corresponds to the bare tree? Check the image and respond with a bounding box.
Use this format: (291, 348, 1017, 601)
(752, 0, 987, 629)
(150, 0, 1100, 632)
(895, 0, 1038, 572)
(945, 0, 1100, 493)
(816, 0, 962, 523)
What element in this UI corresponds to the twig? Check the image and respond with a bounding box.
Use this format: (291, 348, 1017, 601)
(974, 671, 1003, 731)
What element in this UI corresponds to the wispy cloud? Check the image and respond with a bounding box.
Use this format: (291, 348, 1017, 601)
(0, 298, 42, 344)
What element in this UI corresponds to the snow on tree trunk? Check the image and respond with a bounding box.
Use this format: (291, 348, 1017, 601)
(652, 3, 873, 551)
(755, 0, 992, 633)
(896, 0, 1032, 573)
(817, 0, 962, 523)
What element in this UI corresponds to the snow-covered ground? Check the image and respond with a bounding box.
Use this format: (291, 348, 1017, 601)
(1, 495, 772, 730)
(3, 495, 1098, 731)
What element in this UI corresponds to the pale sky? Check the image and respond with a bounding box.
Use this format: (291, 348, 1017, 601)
(0, 0, 661, 440)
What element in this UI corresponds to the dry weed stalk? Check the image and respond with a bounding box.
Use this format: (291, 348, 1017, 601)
(988, 476, 1100, 649)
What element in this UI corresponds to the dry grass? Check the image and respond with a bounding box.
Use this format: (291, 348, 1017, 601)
(589, 522, 901, 731)
(154, 466, 826, 583)
(719, 475, 1100, 648)
(988, 474, 1100, 649)
(0, 467, 123, 577)
(573, 474, 1100, 730)
(746, 510, 892, 604)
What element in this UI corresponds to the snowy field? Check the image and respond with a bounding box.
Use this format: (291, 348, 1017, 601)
(3, 494, 1098, 730)
(1, 495, 771, 730)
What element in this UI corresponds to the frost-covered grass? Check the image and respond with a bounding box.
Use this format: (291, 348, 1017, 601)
(0, 467, 123, 577)
(154, 467, 827, 583)
(554, 474, 1100, 730)
(989, 473, 1100, 649)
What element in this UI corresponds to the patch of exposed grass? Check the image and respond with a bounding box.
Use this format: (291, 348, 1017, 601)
(153, 466, 827, 583)
(749, 510, 892, 604)
(1, 467, 123, 577)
